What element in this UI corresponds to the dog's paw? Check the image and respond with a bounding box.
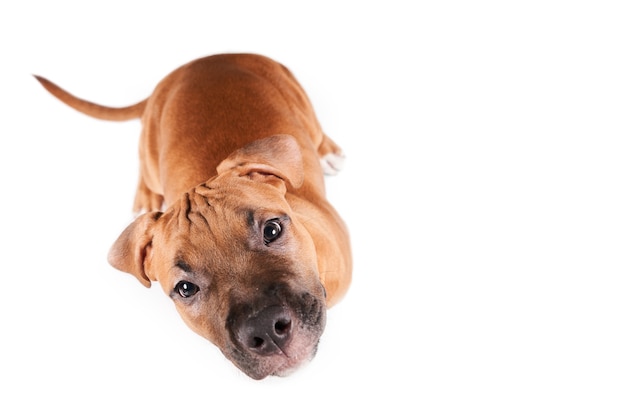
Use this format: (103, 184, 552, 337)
(320, 152, 345, 175)
(133, 181, 164, 213)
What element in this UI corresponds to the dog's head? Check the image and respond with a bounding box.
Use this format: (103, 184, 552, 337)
(108, 135, 327, 379)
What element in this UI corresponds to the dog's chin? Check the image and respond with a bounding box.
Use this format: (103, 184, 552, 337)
(228, 333, 321, 380)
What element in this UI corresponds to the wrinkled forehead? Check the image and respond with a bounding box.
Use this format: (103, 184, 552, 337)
(157, 188, 243, 244)
(151, 183, 299, 280)
(193, 176, 292, 214)
(157, 178, 290, 242)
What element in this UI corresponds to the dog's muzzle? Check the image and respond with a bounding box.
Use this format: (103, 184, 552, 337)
(225, 286, 326, 379)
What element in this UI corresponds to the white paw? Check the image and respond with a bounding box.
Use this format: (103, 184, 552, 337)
(320, 152, 345, 175)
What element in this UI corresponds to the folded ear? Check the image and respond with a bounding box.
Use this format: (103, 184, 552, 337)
(108, 212, 161, 288)
(216, 134, 304, 189)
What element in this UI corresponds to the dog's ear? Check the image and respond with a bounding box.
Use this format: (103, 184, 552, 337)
(108, 212, 161, 288)
(216, 134, 304, 189)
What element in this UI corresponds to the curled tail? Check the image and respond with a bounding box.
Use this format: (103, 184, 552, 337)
(34, 75, 147, 121)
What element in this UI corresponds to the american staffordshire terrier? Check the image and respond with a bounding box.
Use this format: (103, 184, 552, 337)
(35, 53, 352, 379)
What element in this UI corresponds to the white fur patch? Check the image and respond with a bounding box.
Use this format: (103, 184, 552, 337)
(320, 152, 345, 175)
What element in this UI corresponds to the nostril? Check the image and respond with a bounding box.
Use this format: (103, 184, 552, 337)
(274, 319, 291, 335)
(252, 337, 265, 348)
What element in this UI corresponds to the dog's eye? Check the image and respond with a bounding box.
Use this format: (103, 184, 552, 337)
(174, 281, 199, 298)
(263, 220, 282, 244)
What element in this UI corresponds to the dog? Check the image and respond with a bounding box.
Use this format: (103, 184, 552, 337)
(35, 53, 352, 379)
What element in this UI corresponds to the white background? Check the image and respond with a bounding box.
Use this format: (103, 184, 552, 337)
(1, 1, 625, 416)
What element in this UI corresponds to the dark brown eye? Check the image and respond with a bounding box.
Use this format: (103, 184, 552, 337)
(174, 281, 199, 298)
(263, 220, 282, 244)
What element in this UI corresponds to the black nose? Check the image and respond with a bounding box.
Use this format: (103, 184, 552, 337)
(236, 305, 293, 356)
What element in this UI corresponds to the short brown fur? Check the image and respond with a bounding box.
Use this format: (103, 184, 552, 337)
(36, 53, 351, 379)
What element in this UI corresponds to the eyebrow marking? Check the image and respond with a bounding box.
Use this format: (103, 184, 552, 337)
(175, 259, 192, 272)
(246, 209, 255, 227)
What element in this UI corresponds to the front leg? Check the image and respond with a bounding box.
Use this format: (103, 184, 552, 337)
(133, 174, 164, 214)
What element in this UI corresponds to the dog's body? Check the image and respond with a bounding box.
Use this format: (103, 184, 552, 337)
(36, 53, 351, 379)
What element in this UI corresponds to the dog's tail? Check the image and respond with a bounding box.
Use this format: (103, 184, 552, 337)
(34, 75, 147, 121)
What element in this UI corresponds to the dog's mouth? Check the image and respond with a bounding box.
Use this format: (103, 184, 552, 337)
(225, 291, 326, 380)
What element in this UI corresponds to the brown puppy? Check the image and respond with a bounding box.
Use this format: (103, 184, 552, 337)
(35, 53, 352, 379)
